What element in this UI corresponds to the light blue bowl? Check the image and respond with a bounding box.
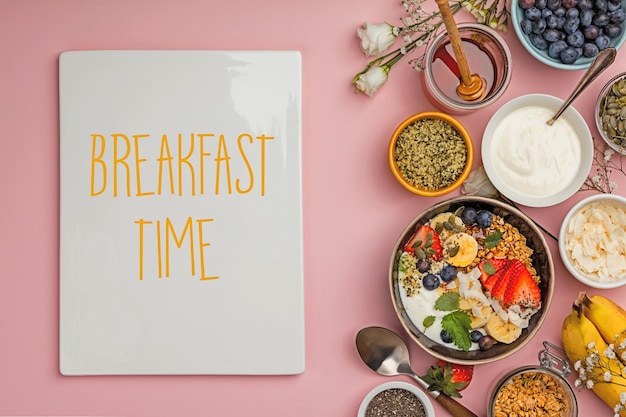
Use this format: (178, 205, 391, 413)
(511, 0, 626, 70)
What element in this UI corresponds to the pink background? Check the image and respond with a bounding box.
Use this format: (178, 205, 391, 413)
(2, 0, 626, 416)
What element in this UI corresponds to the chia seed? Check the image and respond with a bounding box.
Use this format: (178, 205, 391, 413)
(365, 388, 427, 417)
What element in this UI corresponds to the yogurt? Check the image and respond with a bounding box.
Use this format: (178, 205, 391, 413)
(489, 105, 582, 199)
(564, 200, 626, 282)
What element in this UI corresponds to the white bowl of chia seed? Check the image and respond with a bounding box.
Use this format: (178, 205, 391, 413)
(357, 381, 435, 417)
(388, 111, 474, 197)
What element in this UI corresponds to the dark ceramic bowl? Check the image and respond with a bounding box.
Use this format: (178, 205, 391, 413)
(389, 196, 555, 364)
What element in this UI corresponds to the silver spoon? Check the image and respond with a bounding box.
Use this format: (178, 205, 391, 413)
(547, 47, 616, 125)
(356, 326, 479, 417)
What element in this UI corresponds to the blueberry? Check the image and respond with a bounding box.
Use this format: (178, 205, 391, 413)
(560, 0, 577, 8)
(609, 9, 625, 23)
(440, 329, 453, 344)
(521, 18, 534, 34)
(533, 18, 548, 33)
(479, 335, 496, 351)
(596, 34, 611, 50)
(543, 27, 563, 41)
(596, 0, 609, 13)
(440, 264, 458, 282)
(580, 8, 593, 26)
(546, 14, 559, 27)
(563, 16, 580, 33)
(577, 0, 593, 9)
(470, 330, 483, 343)
(525, 6, 543, 19)
(542, 8, 553, 17)
(554, 6, 567, 16)
(608, 1, 622, 12)
(476, 210, 493, 228)
(530, 32, 550, 49)
(567, 30, 585, 46)
(582, 42, 599, 57)
(565, 7, 579, 17)
(593, 13, 610, 27)
(461, 207, 478, 225)
(583, 24, 600, 39)
(549, 39, 569, 58)
(423, 274, 440, 290)
(535, 0, 547, 8)
(605, 23, 623, 38)
(416, 258, 431, 273)
(560, 45, 580, 63)
(547, 0, 561, 10)
(519, 0, 536, 8)
(555, 15, 567, 29)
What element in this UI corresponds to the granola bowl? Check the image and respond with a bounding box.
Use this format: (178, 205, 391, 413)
(388, 112, 474, 197)
(389, 196, 555, 365)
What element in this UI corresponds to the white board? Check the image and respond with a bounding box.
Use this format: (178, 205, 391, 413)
(59, 50, 304, 375)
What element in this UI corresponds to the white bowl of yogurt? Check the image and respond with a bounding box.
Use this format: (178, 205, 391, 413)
(482, 94, 593, 207)
(559, 194, 626, 289)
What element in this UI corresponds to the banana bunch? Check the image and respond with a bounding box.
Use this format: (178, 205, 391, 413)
(561, 292, 626, 416)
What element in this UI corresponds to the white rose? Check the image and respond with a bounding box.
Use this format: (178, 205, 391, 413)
(357, 22, 397, 57)
(355, 66, 389, 97)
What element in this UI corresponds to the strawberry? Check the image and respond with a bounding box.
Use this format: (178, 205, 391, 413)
(478, 258, 509, 291)
(420, 360, 474, 398)
(404, 225, 443, 260)
(502, 263, 541, 309)
(491, 260, 526, 301)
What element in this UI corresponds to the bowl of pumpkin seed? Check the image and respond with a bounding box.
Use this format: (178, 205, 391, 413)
(596, 72, 626, 155)
(388, 112, 474, 197)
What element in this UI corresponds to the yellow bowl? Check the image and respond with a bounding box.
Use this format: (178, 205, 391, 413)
(388, 112, 473, 197)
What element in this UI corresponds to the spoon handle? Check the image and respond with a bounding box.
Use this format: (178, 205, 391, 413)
(436, 394, 481, 417)
(547, 47, 616, 125)
(408, 373, 479, 417)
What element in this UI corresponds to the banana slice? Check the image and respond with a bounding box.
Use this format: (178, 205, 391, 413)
(429, 212, 464, 240)
(444, 233, 479, 267)
(484, 314, 522, 344)
(470, 306, 493, 329)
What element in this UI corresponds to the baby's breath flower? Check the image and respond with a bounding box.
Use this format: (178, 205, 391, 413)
(574, 360, 582, 371)
(606, 371, 613, 382)
(587, 380, 595, 389)
(589, 341, 597, 349)
(581, 140, 626, 193)
(575, 378, 583, 388)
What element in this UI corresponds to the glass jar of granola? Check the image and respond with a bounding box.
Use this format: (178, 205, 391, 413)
(487, 342, 578, 417)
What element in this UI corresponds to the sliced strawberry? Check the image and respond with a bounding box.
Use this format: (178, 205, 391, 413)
(404, 225, 443, 260)
(502, 264, 541, 309)
(491, 260, 525, 301)
(478, 258, 509, 290)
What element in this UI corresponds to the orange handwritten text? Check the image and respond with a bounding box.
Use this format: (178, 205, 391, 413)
(134, 216, 217, 281)
(90, 132, 274, 197)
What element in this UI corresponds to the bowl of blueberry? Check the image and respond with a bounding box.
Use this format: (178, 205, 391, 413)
(512, 0, 626, 69)
(389, 196, 554, 364)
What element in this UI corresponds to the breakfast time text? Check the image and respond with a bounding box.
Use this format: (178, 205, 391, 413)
(88, 132, 275, 281)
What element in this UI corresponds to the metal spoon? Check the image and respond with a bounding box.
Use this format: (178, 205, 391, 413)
(547, 47, 616, 125)
(356, 326, 479, 417)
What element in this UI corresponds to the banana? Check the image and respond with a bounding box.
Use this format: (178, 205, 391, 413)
(562, 296, 626, 417)
(470, 306, 493, 329)
(580, 292, 626, 364)
(484, 313, 521, 344)
(429, 212, 464, 240)
(444, 233, 478, 267)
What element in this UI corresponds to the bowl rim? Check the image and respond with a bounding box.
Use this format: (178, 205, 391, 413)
(481, 93, 593, 207)
(595, 71, 626, 156)
(388, 111, 474, 197)
(511, 0, 626, 70)
(389, 196, 555, 365)
(558, 193, 626, 289)
(357, 381, 436, 417)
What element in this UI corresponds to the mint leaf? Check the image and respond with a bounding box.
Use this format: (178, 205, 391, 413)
(441, 310, 472, 351)
(423, 315, 435, 328)
(484, 230, 503, 249)
(434, 292, 460, 311)
(482, 260, 497, 275)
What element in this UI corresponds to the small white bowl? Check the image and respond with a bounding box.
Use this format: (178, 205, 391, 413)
(559, 194, 626, 289)
(357, 381, 435, 417)
(482, 94, 593, 207)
